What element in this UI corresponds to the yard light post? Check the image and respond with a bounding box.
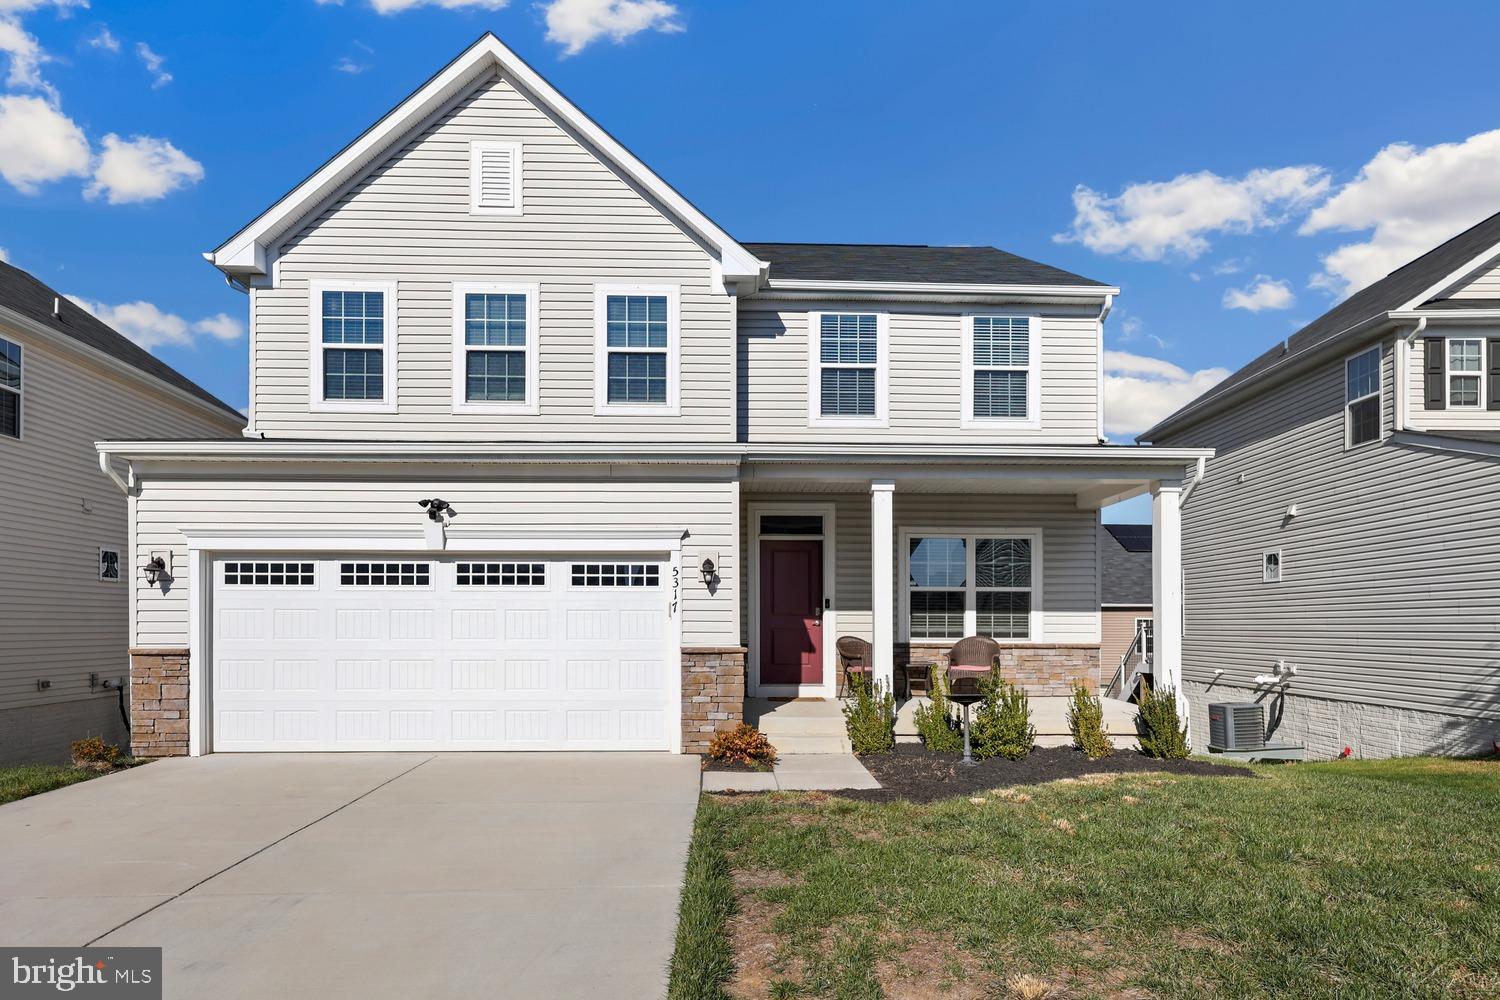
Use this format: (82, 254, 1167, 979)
(948, 672, 983, 768)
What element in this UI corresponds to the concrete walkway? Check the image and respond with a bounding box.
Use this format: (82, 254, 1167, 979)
(702, 753, 879, 793)
(0, 753, 700, 999)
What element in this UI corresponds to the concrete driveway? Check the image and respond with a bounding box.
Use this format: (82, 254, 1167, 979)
(0, 753, 701, 998)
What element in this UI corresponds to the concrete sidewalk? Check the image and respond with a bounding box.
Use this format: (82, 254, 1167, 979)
(702, 753, 879, 792)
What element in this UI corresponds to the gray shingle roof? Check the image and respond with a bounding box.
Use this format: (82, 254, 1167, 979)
(1142, 210, 1500, 441)
(0, 260, 242, 421)
(744, 243, 1108, 288)
(1100, 523, 1152, 606)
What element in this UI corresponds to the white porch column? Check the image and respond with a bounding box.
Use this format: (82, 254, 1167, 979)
(1151, 479, 1189, 744)
(870, 480, 896, 693)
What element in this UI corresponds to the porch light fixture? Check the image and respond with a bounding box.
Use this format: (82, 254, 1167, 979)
(699, 552, 720, 586)
(142, 556, 167, 585)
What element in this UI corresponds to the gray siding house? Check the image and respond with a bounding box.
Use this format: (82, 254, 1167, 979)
(1144, 213, 1500, 759)
(0, 262, 245, 762)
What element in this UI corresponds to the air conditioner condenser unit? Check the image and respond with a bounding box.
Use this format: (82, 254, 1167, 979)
(1208, 702, 1264, 751)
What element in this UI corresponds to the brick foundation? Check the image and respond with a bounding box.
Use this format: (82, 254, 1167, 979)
(902, 643, 1102, 696)
(129, 648, 190, 758)
(682, 647, 746, 754)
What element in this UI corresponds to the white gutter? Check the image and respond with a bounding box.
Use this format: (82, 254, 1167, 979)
(758, 279, 1120, 299)
(98, 452, 134, 494)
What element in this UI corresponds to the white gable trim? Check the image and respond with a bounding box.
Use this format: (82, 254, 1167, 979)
(209, 33, 766, 289)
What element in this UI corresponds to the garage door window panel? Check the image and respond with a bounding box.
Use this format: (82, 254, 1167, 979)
(571, 563, 660, 587)
(456, 562, 546, 586)
(223, 562, 316, 586)
(339, 562, 432, 587)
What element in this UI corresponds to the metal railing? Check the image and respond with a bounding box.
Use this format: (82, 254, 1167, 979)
(1106, 619, 1153, 701)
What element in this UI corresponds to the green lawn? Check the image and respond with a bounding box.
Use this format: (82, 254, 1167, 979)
(0, 762, 141, 805)
(670, 758, 1500, 999)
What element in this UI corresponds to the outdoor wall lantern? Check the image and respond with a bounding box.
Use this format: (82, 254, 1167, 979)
(142, 556, 168, 585)
(699, 551, 720, 587)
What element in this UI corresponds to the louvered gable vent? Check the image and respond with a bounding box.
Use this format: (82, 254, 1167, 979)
(470, 141, 521, 215)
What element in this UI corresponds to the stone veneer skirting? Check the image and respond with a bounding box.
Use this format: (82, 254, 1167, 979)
(129, 648, 190, 758)
(682, 647, 746, 754)
(903, 643, 1102, 696)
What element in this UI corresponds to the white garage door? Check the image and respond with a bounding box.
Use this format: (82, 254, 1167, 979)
(210, 554, 677, 751)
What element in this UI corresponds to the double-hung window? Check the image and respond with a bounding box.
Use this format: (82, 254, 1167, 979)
(1344, 346, 1381, 447)
(1447, 338, 1484, 408)
(808, 311, 888, 425)
(0, 336, 19, 439)
(595, 285, 678, 414)
(905, 531, 1038, 642)
(452, 283, 539, 412)
(963, 315, 1038, 427)
(310, 281, 396, 411)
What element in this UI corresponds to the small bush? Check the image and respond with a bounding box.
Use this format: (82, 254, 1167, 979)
(707, 723, 777, 768)
(843, 673, 896, 755)
(970, 669, 1035, 760)
(1137, 681, 1189, 759)
(70, 736, 120, 769)
(1067, 686, 1113, 760)
(912, 667, 963, 752)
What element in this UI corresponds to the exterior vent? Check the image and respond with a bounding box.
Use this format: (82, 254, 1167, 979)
(1208, 701, 1264, 750)
(470, 141, 521, 215)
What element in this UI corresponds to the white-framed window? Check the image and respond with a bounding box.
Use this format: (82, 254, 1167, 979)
(570, 563, 660, 587)
(1262, 549, 1282, 584)
(0, 335, 20, 439)
(339, 562, 431, 587)
(962, 314, 1040, 428)
(469, 140, 522, 216)
(594, 285, 679, 415)
(808, 311, 889, 426)
(451, 282, 539, 413)
(456, 562, 545, 587)
(223, 562, 316, 586)
(1447, 337, 1484, 408)
(98, 548, 121, 582)
(309, 280, 397, 412)
(901, 529, 1041, 642)
(1344, 346, 1382, 447)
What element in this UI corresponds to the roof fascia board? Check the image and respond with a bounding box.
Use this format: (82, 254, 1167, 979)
(760, 278, 1118, 298)
(1397, 245, 1500, 312)
(1392, 307, 1500, 321)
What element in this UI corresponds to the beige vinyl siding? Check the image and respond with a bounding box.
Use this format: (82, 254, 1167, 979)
(737, 301, 1100, 444)
(0, 325, 241, 712)
(1444, 256, 1500, 298)
(1403, 332, 1500, 438)
(132, 474, 738, 648)
(1158, 338, 1500, 721)
(255, 71, 732, 441)
(1100, 608, 1151, 676)
(739, 492, 1100, 647)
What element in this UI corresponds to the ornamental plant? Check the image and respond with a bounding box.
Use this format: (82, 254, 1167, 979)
(1067, 686, 1113, 760)
(842, 673, 896, 755)
(912, 666, 963, 752)
(70, 735, 121, 770)
(1136, 681, 1189, 759)
(970, 669, 1035, 760)
(707, 723, 778, 768)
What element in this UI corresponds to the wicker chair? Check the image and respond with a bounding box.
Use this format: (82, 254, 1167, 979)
(945, 636, 1000, 693)
(836, 636, 873, 697)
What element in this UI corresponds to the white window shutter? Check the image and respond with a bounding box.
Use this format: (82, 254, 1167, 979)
(470, 142, 521, 214)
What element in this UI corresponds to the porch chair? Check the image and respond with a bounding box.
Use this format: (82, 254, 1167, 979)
(836, 636, 873, 698)
(945, 636, 1000, 694)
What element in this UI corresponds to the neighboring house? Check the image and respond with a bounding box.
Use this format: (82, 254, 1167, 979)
(0, 262, 245, 763)
(97, 33, 1209, 758)
(1144, 212, 1500, 759)
(1098, 524, 1152, 697)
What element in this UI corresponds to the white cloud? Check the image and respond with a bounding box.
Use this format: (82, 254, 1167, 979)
(135, 41, 171, 88)
(0, 14, 46, 91)
(1104, 350, 1230, 438)
(85, 24, 118, 52)
(1300, 129, 1500, 298)
(542, 0, 683, 56)
(66, 296, 244, 351)
(0, 93, 88, 193)
(85, 133, 203, 204)
(1222, 274, 1295, 312)
(334, 55, 367, 74)
(1056, 166, 1330, 260)
(0, 246, 8, 262)
(1212, 257, 1246, 275)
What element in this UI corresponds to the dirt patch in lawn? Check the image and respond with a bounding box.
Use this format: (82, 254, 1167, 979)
(837, 744, 1254, 804)
(878, 927, 998, 998)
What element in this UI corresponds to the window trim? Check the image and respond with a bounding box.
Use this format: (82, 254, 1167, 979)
(1262, 548, 1282, 584)
(98, 547, 122, 582)
(0, 335, 21, 440)
(593, 284, 680, 416)
(898, 526, 1044, 644)
(469, 139, 522, 217)
(450, 281, 540, 414)
(960, 313, 1041, 429)
(1343, 344, 1383, 449)
(807, 310, 890, 428)
(308, 279, 398, 413)
(1445, 336, 1485, 409)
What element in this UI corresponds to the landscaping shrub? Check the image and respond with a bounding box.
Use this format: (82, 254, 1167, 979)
(707, 723, 778, 768)
(1136, 681, 1189, 759)
(70, 736, 120, 770)
(970, 669, 1035, 760)
(912, 666, 963, 752)
(1067, 686, 1113, 760)
(843, 673, 896, 755)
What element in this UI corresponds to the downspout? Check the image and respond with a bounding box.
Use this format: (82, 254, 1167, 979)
(98, 452, 134, 495)
(1179, 455, 1206, 506)
(1096, 293, 1113, 443)
(1396, 317, 1427, 432)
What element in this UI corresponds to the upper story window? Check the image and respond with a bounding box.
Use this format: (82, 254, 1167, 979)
(469, 140, 521, 215)
(962, 315, 1039, 429)
(1344, 346, 1381, 447)
(0, 336, 19, 439)
(808, 311, 888, 426)
(594, 285, 679, 415)
(452, 283, 539, 413)
(310, 281, 396, 412)
(1447, 338, 1483, 408)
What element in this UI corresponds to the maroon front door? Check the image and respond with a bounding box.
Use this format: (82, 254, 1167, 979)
(759, 539, 824, 686)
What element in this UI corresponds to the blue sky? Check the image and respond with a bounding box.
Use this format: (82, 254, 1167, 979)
(5, 1, 1500, 521)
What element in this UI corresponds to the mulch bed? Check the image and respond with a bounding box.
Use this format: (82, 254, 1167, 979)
(838, 743, 1256, 804)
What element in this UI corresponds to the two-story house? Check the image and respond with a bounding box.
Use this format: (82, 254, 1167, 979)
(0, 261, 244, 763)
(1144, 212, 1500, 759)
(98, 34, 1209, 757)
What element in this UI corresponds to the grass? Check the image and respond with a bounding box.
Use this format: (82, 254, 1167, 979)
(672, 757, 1500, 999)
(0, 761, 142, 805)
